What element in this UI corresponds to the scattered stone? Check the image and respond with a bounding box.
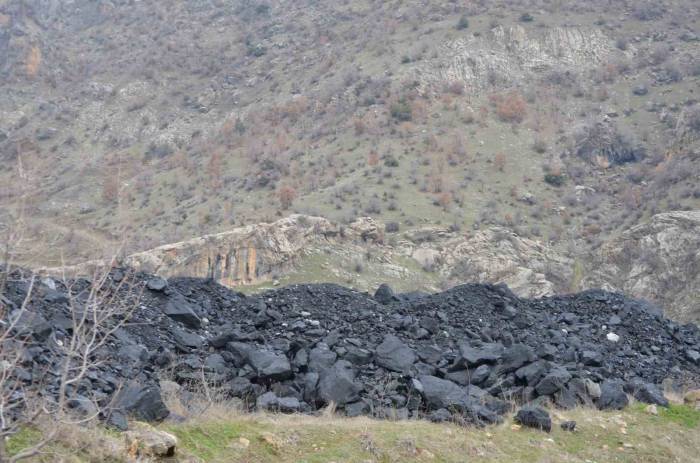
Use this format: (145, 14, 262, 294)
(585, 379, 602, 399)
(147, 277, 168, 292)
(514, 407, 552, 432)
(687, 350, 700, 364)
(683, 390, 700, 405)
(606, 332, 620, 343)
(560, 420, 576, 431)
(2, 268, 699, 431)
(632, 85, 648, 96)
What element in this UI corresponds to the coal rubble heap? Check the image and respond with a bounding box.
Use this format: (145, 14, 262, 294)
(2, 270, 700, 430)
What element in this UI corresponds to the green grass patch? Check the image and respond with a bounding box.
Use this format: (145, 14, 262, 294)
(658, 404, 700, 428)
(164, 421, 254, 460)
(6, 427, 43, 456)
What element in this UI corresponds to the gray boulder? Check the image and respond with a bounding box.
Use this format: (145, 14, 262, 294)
(308, 343, 337, 372)
(598, 380, 629, 410)
(374, 284, 397, 304)
(110, 382, 169, 430)
(256, 392, 301, 412)
(455, 342, 504, 368)
(535, 367, 572, 395)
(317, 360, 362, 406)
(163, 296, 201, 329)
(375, 335, 416, 373)
(626, 382, 668, 407)
(514, 406, 551, 432)
(248, 349, 293, 381)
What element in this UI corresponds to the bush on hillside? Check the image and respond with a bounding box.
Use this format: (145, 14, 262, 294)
(456, 15, 469, 30)
(390, 99, 412, 122)
(494, 92, 527, 123)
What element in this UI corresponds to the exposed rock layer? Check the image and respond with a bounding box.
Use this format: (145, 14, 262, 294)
(41, 211, 700, 323)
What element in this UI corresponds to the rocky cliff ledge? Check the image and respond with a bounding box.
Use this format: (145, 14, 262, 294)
(41, 211, 700, 323)
(585, 211, 700, 323)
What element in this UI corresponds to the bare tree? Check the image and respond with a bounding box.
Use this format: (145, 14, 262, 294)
(0, 265, 140, 462)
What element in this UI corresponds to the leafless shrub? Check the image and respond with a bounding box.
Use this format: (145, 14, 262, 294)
(1, 184, 139, 461)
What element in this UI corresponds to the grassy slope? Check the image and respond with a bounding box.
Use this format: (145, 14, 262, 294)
(8, 404, 700, 462)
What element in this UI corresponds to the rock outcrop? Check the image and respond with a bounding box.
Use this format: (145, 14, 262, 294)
(413, 25, 614, 92)
(403, 226, 573, 299)
(584, 211, 700, 323)
(41, 211, 700, 323)
(42, 215, 382, 287)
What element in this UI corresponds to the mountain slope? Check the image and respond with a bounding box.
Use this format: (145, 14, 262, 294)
(1, 0, 699, 270)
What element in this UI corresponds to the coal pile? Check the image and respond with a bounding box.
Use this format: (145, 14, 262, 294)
(2, 270, 699, 430)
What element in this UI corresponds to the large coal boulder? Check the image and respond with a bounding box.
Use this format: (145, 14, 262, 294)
(317, 360, 362, 406)
(108, 382, 169, 430)
(374, 335, 416, 373)
(598, 381, 629, 410)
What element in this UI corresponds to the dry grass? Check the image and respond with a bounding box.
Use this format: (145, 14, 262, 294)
(8, 401, 700, 462)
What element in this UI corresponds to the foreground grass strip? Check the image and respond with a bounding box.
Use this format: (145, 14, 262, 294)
(163, 406, 700, 463)
(6, 405, 699, 462)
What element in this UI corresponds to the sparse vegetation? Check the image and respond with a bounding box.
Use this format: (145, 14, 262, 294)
(6, 404, 700, 462)
(456, 15, 469, 30)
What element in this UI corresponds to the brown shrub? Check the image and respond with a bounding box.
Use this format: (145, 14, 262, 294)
(437, 192, 452, 210)
(494, 152, 506, 172)
(367, 150, 379, 166)
(278, 185, 297, 209)
(25, 45, 42, 78)
(102, 175, 119, 203)
(494, 91, 527, 123)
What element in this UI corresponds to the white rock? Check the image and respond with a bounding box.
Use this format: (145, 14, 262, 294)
(606, 332, 620, 342)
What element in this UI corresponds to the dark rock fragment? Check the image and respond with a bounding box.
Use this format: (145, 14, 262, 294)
(514, 406, 551, 432)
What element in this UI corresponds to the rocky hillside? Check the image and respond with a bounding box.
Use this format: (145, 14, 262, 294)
(2, 267, 699, 433)
(1, 0, 699, 273)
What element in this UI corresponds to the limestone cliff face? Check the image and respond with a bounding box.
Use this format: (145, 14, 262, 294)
(414, 25, 613, 91)
(584, 211, 700, 323)
(42, 215, 381, 286)
(119, 215, 344, 284)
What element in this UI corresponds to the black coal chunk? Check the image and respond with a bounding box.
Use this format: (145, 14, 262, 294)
(514, 406, 552, 432)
